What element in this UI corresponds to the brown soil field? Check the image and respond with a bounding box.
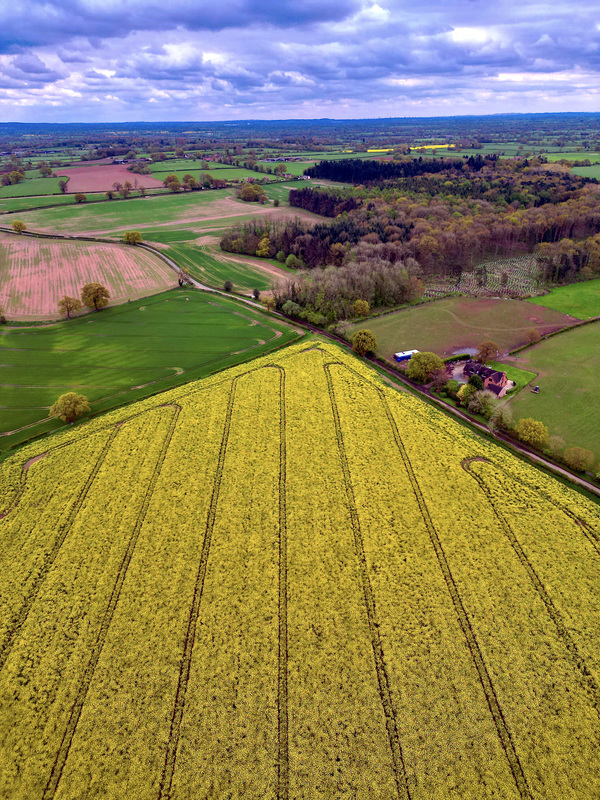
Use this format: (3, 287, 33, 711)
(59, 165, 164, 193)
(0, 232, 176, 320)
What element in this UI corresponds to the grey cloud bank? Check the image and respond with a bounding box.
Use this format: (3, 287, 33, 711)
(0, 0, 598, 121)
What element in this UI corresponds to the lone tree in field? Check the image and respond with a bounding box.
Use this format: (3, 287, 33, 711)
(74, 193, 87, 203)
(224, 280, 233, 292)
(81, 283, 110, 311)
(58, 295, 83, 320)
(352, 329, 377, 356)
(123, 231, 142, 245)
(476, 340, 500, 364)
(12, 220, 26, 234)
(406, 351, 444, 383)
(515, 417, 549, 450)
(49, 392, 90, 424)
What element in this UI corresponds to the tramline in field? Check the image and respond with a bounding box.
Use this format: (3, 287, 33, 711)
(0, 342, 599, 799)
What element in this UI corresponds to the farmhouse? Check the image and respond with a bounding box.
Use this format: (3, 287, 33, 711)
(463, 360, 508, 396)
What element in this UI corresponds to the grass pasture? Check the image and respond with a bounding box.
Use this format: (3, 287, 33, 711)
(345, 297, 579, 360)
(0, 289, 299, 449)
(165, 243, 276, 291)
(0, 193, 108, 214)
(507, 321, 600, 456)
(528, 279, 600, 319)
(0, 176, 68, 198)
(152, 167, 263, 182)
(572, 165, 600, 180)
(0, 231, 177, 319)
(1, 341, 599, 799)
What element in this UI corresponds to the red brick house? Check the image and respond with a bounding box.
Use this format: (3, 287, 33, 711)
(462, 360, 508, 396)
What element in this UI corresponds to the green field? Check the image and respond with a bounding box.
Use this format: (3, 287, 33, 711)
(148, 158, 234, 173)
(258, 161, 313, 175)
(546, 152, 600, 163)
(345, 297, 578, 359)
(0, 193, 112, 214)
(1, 341, 599, 799)
(165, 243, 274, 291)
(9, 189, 234, 234)
(0, 176, 69, 198)
(152, 167, 262, 182)
(507, 321, 600, 456)
(572, 165, 600, 180)
(529, 280, 600, 319)
(0, 289, 300, 451)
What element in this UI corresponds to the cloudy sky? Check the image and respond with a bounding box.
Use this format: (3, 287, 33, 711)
(0, 0, 598, 122)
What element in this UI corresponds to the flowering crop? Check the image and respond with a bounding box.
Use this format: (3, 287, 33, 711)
(0, 341, 599, 799)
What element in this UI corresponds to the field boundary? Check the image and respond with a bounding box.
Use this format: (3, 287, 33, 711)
(43, 405, 181, 799)
(325, 362, 411, 800)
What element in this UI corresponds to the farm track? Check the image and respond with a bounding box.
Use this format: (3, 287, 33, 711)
(462, 458, 600, 715)
(0, 428, 118, 673)
(324, 363, 411, 800)
(157, 382, 237, 800)
(374, 381, 533, 800)
(43, 405, 181, 800)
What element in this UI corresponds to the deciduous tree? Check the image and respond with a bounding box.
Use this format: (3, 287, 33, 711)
(49, 392, 90, 424)
(563, 447, 595, 473)
(74, 193, 86, 203)
(81, 282, 110, 311)
(476, 340, 500, 364)
(58, 295, 82, 320)
(123, 231, 142, 245)
(406, 351, 444, 382)
(11, 220, 26, 234)
(351, 299, 370, 317)
(515, 417, 548, 449)
(352, 329, 377, 356)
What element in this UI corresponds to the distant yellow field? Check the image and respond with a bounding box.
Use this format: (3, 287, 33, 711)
(1, 341, 599, 799)
(411, 143, 451, 149)
(367, 148, 394, 152)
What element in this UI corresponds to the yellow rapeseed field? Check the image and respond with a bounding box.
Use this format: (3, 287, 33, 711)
(1, 341, 599, 799)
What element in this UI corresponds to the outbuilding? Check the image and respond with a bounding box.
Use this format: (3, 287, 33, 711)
(394, 349, 419, 362)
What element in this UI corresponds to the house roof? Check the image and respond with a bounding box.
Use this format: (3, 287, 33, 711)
(463, 360, 506, 385)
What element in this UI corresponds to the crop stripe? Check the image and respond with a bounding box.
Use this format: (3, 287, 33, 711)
(379, 392, 532, 800)
(157, 382, 237, 800)
(0, 427, 119, 674)
(43, 406, 180, 799)
(325, 364, 411, 800)
(277, 368, 289, 800)
(463, 458, 600, 715)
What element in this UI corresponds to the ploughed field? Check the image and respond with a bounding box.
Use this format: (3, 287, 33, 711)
(0, 232, 176, 319)
(1, 341, 599, 799)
